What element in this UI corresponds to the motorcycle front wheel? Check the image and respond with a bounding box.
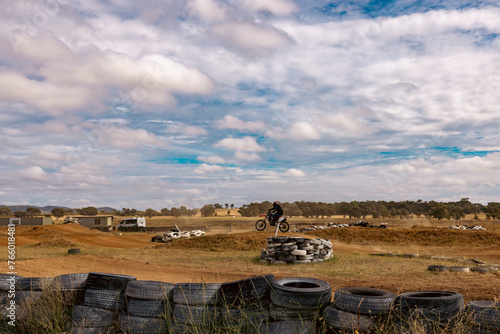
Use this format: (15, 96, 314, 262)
(255, 220, 267, 231)
(279, 221, 290, 233)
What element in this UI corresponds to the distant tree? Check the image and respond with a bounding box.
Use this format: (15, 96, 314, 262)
(170, 207, 181, 218)
(144, 208, 158, 218)
(186, 209, 197, 217)
(448, 205, 465, 221)
(487, 202, 500, 219)
(213, 203, 222, 209)
(430, 204, 450, 220)
(230, 204, 234, 209)
(201, 205, 215, 217)
(160, 208, 171, 216)
(0, 207, 12, 215)
(283, 203, 302, 217)
(14, 211, 27, 218)
(78, 207, 98, 216)
(179, 206, 188, 216)
(225, 203, 229, 209)
(51, 208, 65, 219)
(26, 207, 41, 217)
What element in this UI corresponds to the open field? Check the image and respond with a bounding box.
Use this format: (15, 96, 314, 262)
(1, 216, 499, 303)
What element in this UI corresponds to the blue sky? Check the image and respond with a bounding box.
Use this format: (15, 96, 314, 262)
(0, 0, 499, 210)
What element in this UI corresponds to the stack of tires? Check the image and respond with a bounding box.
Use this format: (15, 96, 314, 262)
(15, 277, 53, 320)
(172, 282, 223, 333)
(52, 273, 88, 306)
(394, 291, 464, 332)
(467, 301, 500, 333)
(72, 272, 136, 334)
(0, 274, 24, 320)
(260, 237, 333, 264)
(323, 287, 395, 332)
(265, 277, 332, 334)
(118, 280, 174, 333)
(220, 274, 275, 333)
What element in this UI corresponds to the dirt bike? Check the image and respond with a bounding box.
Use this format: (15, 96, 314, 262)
(255, 212, 290, 234)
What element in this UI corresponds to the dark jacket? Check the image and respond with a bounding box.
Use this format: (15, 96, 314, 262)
(270, 202, 284, 216)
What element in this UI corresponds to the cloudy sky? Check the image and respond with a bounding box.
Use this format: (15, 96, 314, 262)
(0, 0, 499, 210)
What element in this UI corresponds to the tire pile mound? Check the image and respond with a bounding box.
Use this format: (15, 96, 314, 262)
(151, 230, 206, 243)
(259, 236, 333, 264)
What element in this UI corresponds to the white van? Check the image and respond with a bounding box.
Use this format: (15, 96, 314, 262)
(118, 217, 146, 229)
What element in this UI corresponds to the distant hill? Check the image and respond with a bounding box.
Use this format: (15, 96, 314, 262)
(0, 205, 116, 213)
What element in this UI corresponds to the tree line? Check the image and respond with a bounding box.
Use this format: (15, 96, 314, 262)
(237, 199, 500, 220)
(2, 199, 498, 220)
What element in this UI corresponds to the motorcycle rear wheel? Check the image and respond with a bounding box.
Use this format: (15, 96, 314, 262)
(279, 222, 290, 233)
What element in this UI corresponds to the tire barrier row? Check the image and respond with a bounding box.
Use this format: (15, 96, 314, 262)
(259, 236, 333, 264)
(1, 273, 499, 333)
(290, 221, 388, 233)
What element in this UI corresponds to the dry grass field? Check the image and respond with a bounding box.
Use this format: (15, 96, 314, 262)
(1, 214, 499, 303)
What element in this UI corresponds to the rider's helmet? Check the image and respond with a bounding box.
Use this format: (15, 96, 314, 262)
(273, 201, 277, 204)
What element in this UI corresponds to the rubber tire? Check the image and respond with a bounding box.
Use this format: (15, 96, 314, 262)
(84, 288, 127, 311)
(16, 277, 53, 291)
(259, 320, 317, 334)
(15, 290, 43, 304)
(85, 272, 136, 291)
(270, 303, 319, 321)
(256, 220, 266, 231)
(270, 277, 332, 310)
(333, 287, 395, 315)
(173, 283, 222, 306)
(71, 326, 113, 334)
(471, 267, 489, 274)
(220, 274, 275, 307)
(173, 304, 222, 325)
(126, 280, 174, 300)
(53, 273, 88, 291)
(117, 313, 168, 334)
(323, 304, 374, 331)
(428, 265, 449, 272)
(68, 248, 81, 254)
(151, 236, 162, 243)
(128, 298, 171, 318)
(221, 304, 270, 327)
(71, 305, 115, 327)
(397, 291, 464, 323)
(291, 250, 307, 256)
(0, 274, 23, 291)
(279, 222, 290, 233)
(467, 301, 500, 329)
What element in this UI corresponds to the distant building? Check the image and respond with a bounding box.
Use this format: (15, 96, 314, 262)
(65, 216, 115, 232)
(0, 217, 53, 226)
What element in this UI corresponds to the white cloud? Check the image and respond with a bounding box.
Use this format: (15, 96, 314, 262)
(186, 0, 225, 22)
(100, 126, 168, 149)
(214, 115, 266, 132)
(198, 155, 226, 164)
(234, 151, 261, 161)
(211, 21, 293, 55)
(194, 163, 225, 174)
(267, 122, 321, 140)
(284, 168, 306, 177)
(240, 0, 297, 16)
(18, 166, 48, 181)
(165, 123, 207, 136)
(214, 136, 266, 152)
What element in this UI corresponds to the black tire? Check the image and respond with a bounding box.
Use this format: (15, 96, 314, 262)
(221, 304, 270, 327)
(71, 326, 113, 334)
(68, 248, 81, 254)
(173, 283, 222, 306)
(53, 273, 88, 291)
(323, 305, 374, 331)
(151, 235, 163, 243)
(259, 320, 317, 334)
(126, 280, 174, 300)
(85, 272, 136, 291)
(84, 288, 127, 311)
(256, 220, 266, 231)
(270, 277, 331, 310)
(16, 277, 53, 291)
(220, 274, 275, 307)
(271, 236, 289, 243)
(72, 305, 115, 327)
(15, 290, 43, 304)
(270, 303, 319, 321)
(279, 222, 290, 233)
(128, 298, 171, 318)
(467, 301, 500, 329)
(0, 274, 23, 291)
(428, 265, 449, 272)
(397, 291, 464, 323)
(333, 287, 395, 315)
(173, 304, 222, 325)
(117, 313, 168, 334)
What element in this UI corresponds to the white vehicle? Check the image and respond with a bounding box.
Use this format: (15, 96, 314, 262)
(118, 217, 147, 231)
